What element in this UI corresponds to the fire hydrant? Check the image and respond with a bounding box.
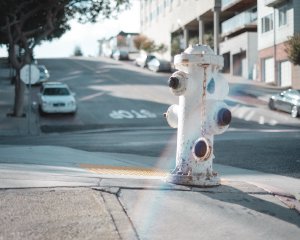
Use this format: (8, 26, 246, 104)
(165, 44, 231, 187)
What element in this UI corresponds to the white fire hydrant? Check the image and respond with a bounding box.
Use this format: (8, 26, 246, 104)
(165, 44, 231, 187)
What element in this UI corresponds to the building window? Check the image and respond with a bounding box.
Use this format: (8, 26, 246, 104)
(261, 14, 273, 33)
(278, 5, 287, 27)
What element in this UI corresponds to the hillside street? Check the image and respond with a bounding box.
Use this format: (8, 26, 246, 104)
(0, 57, 299, 240)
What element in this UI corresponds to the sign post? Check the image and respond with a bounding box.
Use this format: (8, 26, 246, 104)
(20, 64, 40, 135)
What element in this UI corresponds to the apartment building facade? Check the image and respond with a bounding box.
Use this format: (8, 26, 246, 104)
(140, 0, 220, 59)
(141, 0, 300, 88)
(219, 0, 257, 80)
(258, 0, 300, 88)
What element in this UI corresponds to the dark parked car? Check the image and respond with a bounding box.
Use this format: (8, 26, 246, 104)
(147, 57, 172, 72)
(269, 89, 300, 118)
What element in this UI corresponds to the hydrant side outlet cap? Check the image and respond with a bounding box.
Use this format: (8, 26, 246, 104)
(194, 139, 208, 159)
(168, 77, 179, 89)
(217, 108, 232, 126)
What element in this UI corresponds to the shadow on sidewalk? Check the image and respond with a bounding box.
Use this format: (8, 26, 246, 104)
(200, 184, 300, 228)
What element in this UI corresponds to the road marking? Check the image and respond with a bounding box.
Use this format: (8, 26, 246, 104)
(269, 119, 278, 125)
(244, 110, 255, 121)
(70, 58, 96, 71)
(237, 107, 248, 119)
(228, 128, 300, 133)
(80, 164, 168, 177)
(109, 109, 157, 119)
(259, 116, 265, 124)
(79, 92, 105, 101)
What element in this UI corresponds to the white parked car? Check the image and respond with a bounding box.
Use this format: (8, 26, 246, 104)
(38, 82, 77, 115)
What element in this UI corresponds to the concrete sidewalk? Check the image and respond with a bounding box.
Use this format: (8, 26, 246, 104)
(1, 182, 300, 240)
(0, 145, 299, 240)
(0, 169, 299, 240)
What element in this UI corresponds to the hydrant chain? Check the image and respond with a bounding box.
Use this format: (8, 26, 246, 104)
(201, 66, 207, 137)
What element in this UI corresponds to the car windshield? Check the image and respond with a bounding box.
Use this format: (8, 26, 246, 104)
(43, 87, 70, 96)
(292, 90, 300, 96)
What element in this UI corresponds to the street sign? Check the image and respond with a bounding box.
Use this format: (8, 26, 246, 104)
(20, 64, 40, 84)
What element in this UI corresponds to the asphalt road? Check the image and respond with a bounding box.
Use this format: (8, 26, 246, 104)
(1, 57, 300, 178)
(34, 57, 175, 132)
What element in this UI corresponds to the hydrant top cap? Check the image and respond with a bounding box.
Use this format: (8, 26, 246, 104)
(184, 44, 214, 55)
(174, 44, 224, 69)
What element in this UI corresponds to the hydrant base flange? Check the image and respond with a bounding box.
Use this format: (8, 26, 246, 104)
(166, 173, 220, 187)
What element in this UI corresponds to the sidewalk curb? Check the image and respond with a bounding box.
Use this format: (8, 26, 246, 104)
(94, 177, 300, 215)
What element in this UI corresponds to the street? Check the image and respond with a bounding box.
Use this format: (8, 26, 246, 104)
(0, 57, 299, 178)
(1, 57, 300, 240)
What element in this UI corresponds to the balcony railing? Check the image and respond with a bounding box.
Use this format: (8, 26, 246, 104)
(221, 11, 257, 35)
(221, 0, 237, 8)
(264, 0, 288, 7)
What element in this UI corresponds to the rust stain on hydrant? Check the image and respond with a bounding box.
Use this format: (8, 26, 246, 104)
(165, 44, 231, 187)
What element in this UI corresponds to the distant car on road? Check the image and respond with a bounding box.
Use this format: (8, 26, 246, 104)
(147, 57, 172, 72)
(38, 82, 77, 115)
(112, 49, 129, 60)
(269, 89, 300, 118)
(37, 65, 50, 84)
(135, 53, 156, 68)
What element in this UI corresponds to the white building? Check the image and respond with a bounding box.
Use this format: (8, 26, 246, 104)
(141, 0, 257, 80)
(140, 0, 300, 88)
(219, 1, 257, 80)
(98, 31, 139, 57)
(141, 0, 221, 60)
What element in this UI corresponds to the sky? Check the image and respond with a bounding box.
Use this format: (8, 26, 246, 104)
(0, 1, 140, 58)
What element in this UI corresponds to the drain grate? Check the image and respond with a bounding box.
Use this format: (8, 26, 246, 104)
(80, 164, 169, 177)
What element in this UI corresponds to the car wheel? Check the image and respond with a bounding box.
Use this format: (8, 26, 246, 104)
(291, 105, 299, 118)
(268, 99, 276, 110)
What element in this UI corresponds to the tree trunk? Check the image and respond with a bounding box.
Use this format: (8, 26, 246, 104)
(13, 69, 26, 117)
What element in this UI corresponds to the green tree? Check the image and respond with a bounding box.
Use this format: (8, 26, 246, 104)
(0, 0, 130, 117)
(171, 36, 181, 57)
(133, 34, 167, 54)
(203, 32, 213, 49)
(189, 37, 199, 46)
(285, 34, 300, 66)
